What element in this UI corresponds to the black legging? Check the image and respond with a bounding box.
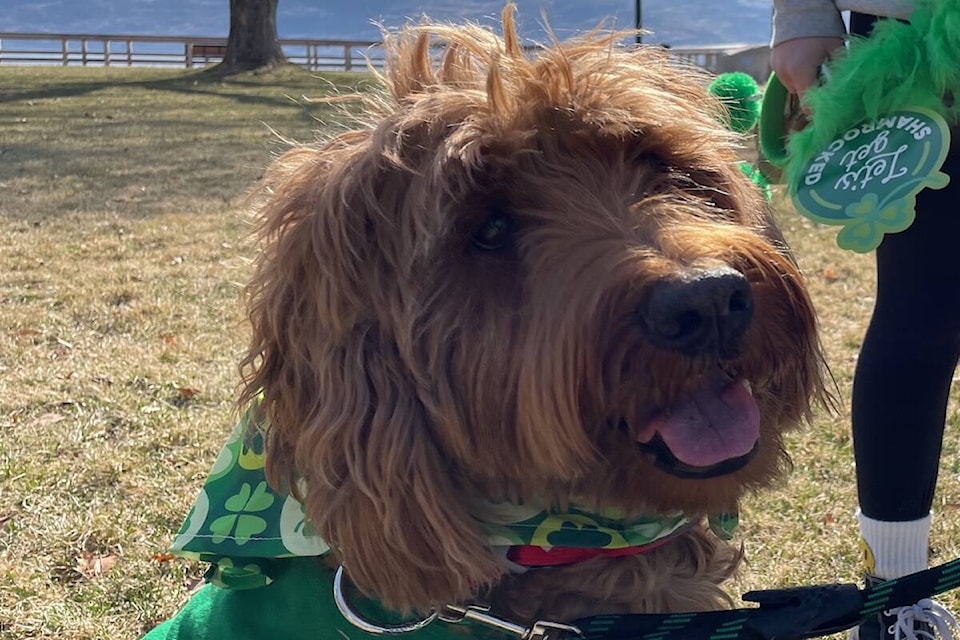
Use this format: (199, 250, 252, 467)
(850, 13, 960, 521)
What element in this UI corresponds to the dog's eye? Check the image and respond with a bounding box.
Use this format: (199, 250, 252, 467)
(472, 213, 514, 251)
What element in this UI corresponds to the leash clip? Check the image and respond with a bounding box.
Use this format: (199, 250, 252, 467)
(525, 620, 585, 640)
(334, 565, 582, 640)
(440, 603, 583, 640)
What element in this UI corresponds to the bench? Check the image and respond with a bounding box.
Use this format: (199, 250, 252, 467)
(187, 43, 227, 67)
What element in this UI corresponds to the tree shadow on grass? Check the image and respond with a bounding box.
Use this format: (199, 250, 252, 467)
(0, 66, 373, 221)
(0, 66, 369, 109)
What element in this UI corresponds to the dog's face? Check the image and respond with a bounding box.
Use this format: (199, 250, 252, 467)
(240, 8, 824, 614)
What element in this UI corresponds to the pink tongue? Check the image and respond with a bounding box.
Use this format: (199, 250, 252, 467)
(640, 379, 760, 467)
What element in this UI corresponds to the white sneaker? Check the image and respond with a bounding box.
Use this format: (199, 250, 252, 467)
(849, 599, 959, 640)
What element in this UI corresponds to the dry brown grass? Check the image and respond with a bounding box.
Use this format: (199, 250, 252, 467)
(2, 65, 960, 640)
(735, 187, 960, 601)
(0, 65, 366, 638)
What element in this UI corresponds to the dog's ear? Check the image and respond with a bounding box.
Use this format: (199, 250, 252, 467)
(300, 330, 506, 613)
(239, 142, 504, 613)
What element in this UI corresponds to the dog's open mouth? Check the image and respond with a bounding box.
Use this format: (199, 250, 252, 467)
(635, 368, 760, 479)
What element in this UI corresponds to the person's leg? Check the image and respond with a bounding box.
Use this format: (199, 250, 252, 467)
(848, 117, 960, 640)
(845, 16, 960, 633)
(852, 168, 960, 576)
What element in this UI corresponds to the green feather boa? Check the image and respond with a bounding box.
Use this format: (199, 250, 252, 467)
(785, 0, 960, 188)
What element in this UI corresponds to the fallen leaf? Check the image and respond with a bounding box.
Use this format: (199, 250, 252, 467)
(77, 552, 118, 578)
(822, 267, 840, 283)
(162, 334, 179, 345)
(153, 552, 176, 563)
(177, 387, 200, 400)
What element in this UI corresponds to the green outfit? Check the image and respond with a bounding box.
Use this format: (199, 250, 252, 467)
(145, 404, 736, 639)
(144, 556, 504, 640)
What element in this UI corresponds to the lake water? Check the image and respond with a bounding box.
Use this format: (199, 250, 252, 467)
(0, 0, 772, 47)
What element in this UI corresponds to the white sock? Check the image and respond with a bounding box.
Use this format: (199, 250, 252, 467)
(858, 509, 932, 579)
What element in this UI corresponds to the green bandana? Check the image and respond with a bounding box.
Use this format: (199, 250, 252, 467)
(168, 403, 737, 590)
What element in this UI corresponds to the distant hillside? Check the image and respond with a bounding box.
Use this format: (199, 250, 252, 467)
(0, 0, 772, 47)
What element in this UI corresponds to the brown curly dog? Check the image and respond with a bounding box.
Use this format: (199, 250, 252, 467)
(182, 4, 825, 633)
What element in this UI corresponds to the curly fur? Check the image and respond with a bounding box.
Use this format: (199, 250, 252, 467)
(236, 5, 826, 624)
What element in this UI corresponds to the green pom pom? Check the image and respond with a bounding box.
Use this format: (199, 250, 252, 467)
(709, 72, 762, 133)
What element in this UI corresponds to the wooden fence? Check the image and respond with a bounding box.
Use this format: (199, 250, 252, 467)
(0, 32, 761, 75)
(0, 33, 385, 71)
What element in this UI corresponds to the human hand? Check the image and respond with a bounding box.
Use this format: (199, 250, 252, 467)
(770, 36, 844, 99)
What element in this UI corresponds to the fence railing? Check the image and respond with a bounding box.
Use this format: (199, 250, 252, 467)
(0, 32, 763, 76)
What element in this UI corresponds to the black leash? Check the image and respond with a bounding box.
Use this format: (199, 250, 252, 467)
(573, 559, 960, 640)
(334, 561, 960, 640)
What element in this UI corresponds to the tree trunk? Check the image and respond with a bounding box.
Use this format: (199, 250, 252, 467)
(216, 0, 287, 75)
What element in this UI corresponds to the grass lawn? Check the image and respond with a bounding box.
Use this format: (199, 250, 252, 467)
(2, 64, 960, 640)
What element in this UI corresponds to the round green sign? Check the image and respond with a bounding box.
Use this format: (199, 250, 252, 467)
(792, 107, 951, 253)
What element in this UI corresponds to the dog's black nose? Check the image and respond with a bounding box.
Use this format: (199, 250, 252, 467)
(641, 266, 754, 357)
